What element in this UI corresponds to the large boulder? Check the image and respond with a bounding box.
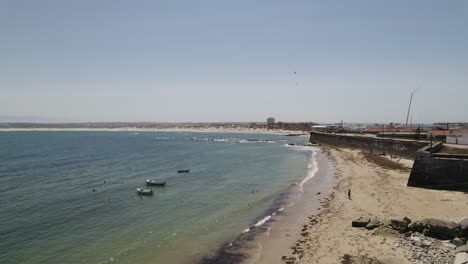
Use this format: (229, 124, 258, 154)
(460, 218, 468, 236)
(453, 237, 466, 247)
(454, 252, 468, 264)
(352, 217, 371, 228)
(456, 245, 468, 254)
(411, 218, 460, 239)
(365, 218, 382, 230)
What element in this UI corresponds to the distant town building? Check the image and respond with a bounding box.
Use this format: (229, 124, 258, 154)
(427, 130, 450, 140)
(446, 129, 468, 145)
(267, 117, 275, 124)
(311, 124, 339, 132)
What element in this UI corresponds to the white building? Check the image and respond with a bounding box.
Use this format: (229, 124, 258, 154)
(267, 117, 275, 124)
(446, 134, 468, 145)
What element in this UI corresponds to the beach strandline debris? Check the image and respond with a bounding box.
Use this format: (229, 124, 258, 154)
(341, 254, 383, 264)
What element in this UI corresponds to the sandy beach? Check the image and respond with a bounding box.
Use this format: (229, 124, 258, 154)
(248, 146, 468, 264)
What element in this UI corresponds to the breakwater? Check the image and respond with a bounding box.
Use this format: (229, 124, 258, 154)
(309, 131, 428, 159)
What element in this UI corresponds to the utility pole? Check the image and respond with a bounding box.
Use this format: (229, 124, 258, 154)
(406, 88, 420, 128)
(430, 133, 433, 156)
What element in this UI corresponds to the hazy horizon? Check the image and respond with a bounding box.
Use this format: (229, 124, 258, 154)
(1, 115, 465, 125)
(1, 0, 467, 123)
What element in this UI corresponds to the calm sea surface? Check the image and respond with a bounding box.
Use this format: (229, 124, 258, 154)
(0, 131, 317, 264)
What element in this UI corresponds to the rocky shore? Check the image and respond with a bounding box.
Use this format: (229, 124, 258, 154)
(351, 216, 468, 264)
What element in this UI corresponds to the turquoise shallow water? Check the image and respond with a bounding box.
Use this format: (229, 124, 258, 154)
(0, 131, 316, 264)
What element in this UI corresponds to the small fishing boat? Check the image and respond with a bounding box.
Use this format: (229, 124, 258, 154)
(136, 188, 153, 195)
(145, 179, 166, 186)
(177, 169, 190, 173)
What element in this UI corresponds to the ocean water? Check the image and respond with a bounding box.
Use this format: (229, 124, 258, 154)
(0, 131, 318, 264)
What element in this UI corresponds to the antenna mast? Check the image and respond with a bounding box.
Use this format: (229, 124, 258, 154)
(405, 88, 419, 128)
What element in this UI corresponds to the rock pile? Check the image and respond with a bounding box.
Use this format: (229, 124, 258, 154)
(410, 218, 460, 240)
(351, 216, 468, 264)
(398, 232, 455, 264)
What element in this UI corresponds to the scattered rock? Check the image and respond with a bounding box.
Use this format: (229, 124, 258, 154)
(352, 217, 371, 228)
(365, 218, 382, 230)
(454, 252, 468, 264)
(453, 237, 466, 247)
(399, 232, 456, 264)
(441, 241, 456, 250)
(420, 240, 432, 248)
(410, 235, 421, 243)
(456, 245, 468, 254)
(411, 218, 460, 239)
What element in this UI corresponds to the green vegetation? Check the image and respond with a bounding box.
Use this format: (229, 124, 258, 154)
(361, 152, 410, 172)
(439, 146, 468, 155)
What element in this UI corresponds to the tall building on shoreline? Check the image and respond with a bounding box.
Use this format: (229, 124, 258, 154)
(267, 117, 275, 124)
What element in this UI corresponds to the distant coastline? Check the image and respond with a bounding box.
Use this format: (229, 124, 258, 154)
(0, 126, 310, 136)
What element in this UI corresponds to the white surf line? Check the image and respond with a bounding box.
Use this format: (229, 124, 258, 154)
(254, 215, 272, 227)
(241, 148, 319, 235)
(299, 150, 319, 193)
(283, 149, 320, 209)
(241, 205, 287, 234)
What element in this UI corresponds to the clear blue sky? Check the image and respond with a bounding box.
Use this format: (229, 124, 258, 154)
(1, 0, 467, 123)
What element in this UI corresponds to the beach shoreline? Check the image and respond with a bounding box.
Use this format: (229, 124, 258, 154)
(249, 148, 336, 264)
(199, 147, 336, 264)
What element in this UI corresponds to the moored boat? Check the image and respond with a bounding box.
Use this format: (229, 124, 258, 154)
(145, 179, 166, 186)
(177, 169, 190, 173)
(136, 188, 153, 195)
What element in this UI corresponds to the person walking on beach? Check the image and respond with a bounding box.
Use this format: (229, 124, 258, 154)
(348, 188, 351, 200)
